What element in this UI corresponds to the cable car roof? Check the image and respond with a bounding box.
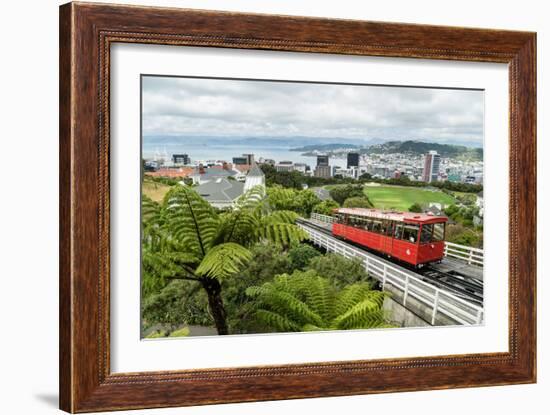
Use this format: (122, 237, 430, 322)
(335, 208, 448, 224)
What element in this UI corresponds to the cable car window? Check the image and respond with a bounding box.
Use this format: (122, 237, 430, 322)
(394, 224, 404, 239)
(384, 221, 394, 236)
(433, 222, 445, 241)
(371, 220, 382, 234)
(402, 224, 419, 243)
(420, 224, 434, 244)
(363, 219, 372, 231)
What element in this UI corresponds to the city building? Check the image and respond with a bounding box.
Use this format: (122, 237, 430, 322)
(243, 153, 255, 165)
(144, 160, 159, 172)
(422, 150, 441, 182)
(314, 155, 331, 178)
(232, 156, 248, 165)
(333, 166, 358, 179)
(172, 154, 190, 165)
(190, 164, 237, 185)
(275, 161, 295, 172)
(293, 163, 309, 174)
(317, 155, 329, 166)
(347, 152, 360, 168)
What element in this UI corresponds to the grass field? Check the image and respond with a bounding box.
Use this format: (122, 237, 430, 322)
(363, 185, 457, 211)
(142, 180, 171, 203)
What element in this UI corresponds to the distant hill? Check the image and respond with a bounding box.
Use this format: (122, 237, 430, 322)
(366, 140, 483, 160)
(290, 143, 362, 152)
(293, 140, 483, 160)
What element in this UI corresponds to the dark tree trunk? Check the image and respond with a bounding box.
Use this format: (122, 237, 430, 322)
(202, 277, 228, 335)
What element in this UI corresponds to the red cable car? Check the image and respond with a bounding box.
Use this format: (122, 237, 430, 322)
(332, 208, 447, 268)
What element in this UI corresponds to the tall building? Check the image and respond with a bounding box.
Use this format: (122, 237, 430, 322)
(422, 151, 441, 182)
(243, 154, 254, 165)
(172, 154, 190, 165)
(314, 155, 331, 178)
(275, 161, 295, 172)
(317, 155, 329, 166)
(347, 152, 359, 168)
(232, 156, 248, 165)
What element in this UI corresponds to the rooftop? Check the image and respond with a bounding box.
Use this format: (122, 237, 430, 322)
(145, 167, 194, 178)
(195, 178, 245, 203)
(247, 162, 265, 178)
(335, 208, 447, 223)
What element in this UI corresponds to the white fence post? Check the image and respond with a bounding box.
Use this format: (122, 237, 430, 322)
(403, 274, 410, 305)
(382, 264, 387, 290)
(476, 308, 483, 324)
(431, 290, 440, 325)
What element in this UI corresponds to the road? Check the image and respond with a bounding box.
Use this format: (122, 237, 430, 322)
(311, 186, 331, 200)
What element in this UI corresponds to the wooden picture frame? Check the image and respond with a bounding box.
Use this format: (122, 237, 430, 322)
(59, 2, 536, 412)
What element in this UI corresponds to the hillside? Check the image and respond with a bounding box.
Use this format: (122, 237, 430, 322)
(296, 140, 483, 160)
(366, 140, 483, 159)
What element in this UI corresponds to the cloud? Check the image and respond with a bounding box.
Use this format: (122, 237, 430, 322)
(142, 76, 483, 144)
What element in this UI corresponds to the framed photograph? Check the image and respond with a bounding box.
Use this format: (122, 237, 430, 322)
(59, 2, 536, 412)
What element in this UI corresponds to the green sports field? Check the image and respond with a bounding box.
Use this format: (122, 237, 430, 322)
(363, 185, 457, 211)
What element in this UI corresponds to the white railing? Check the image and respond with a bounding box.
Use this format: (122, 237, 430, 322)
(298, 223, 483, 326)
(311, 212, 336, 223)
(310, 212, 484, 267)
(444, 242, 484, 266)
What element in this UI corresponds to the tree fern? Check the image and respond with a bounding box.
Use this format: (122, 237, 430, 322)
(247, 271, 392, 332)
(195, 243, 253, 280)
(142, 184, 308, 335)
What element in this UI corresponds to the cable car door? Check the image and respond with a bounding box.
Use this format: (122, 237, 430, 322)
(382, 220, 394, 255)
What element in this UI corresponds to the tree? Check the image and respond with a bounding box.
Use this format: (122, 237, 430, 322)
(288, 244, 321, 270)
(329, 184, 365, 205)
(343, 196, 373, 208)
(142, 280, 211, 335)
(312, 199, 339, 216)
(445, 223, 483, 248)
(221, 243, 293, 333)
(308, 253, 372, 288)
(408, 203, 423, 213)
(246, 271, 392, 332)
(266, 185, 321, 217)
(142, 185, 306, 334)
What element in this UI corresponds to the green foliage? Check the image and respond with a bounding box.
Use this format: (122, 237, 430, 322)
(141, 184, 307, 334)
(342, 196, 373, 208)
(144, 326, 190, 338)
(288, 244, 322, 270)
(308, 253, 372, 288)
(142, 280, 212, 331)
(312, 199, 339, 215)
(446, 223, 483, 248)
(246, 271, 391, 332)
(169, 327, 190, 337)
(196, 243, 253, 280)
(260, 164, 305, 189)
(444, 204, 480, 227)
(145, 330, 166, 339)
(145, 175, 182, 186)
(266, 185, 321, 217)
(221, 243, 294, 334)
(329, 184, 365, 205)
(408, 202, 423, 213)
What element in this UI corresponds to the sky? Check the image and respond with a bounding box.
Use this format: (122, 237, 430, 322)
(142, 76, 484, 146)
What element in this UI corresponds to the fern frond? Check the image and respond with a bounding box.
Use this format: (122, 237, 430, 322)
(164, 186, 220, 256)
(195, 242, 252, 280)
